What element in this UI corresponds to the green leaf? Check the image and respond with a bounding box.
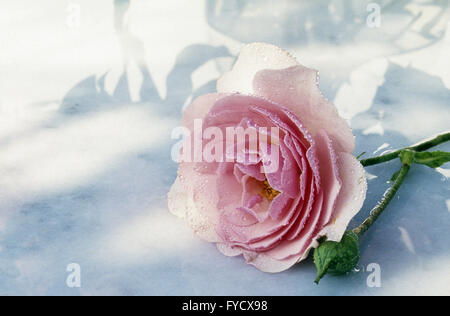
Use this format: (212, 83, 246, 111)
(313, 231, 360, 284)
(326, 231, 360, 276)
(313, 239, 338, 284)
(414, 151, 450, 168)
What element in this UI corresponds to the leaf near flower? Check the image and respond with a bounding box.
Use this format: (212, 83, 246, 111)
(313, 231, 360, 284)
(414, 151, 450, 168)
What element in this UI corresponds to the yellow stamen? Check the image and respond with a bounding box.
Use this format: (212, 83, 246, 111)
(262, 179, 281, 201)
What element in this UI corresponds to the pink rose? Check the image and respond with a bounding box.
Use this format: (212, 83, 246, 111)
(168, 43, 367, 272)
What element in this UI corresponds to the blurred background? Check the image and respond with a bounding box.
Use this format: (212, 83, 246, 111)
(0, 0, 449, 295)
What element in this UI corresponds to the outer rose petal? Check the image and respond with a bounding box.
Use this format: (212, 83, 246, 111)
(253, 66, 355, 153)
(242, 251, 300, 273)
(319, 152, 367, 241)
(216, 243, 299, 273)
(216, 243, 242, 257)
(182, 93, 226, 130)
(168, 177, 221, 242)
(217, 43, 298, 95)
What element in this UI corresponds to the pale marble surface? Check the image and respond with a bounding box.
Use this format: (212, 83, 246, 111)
(0, 0, 449, 295)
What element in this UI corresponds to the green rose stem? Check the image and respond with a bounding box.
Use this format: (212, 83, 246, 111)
(352, 163, 410, 237)
(313, 133, 450, 284)
(360, 131, 450, 167)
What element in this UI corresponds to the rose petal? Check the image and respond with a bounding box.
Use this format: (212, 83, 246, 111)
(234, 163, 265, 183)
(280, 140, 300, 198)
(182, 93, 227, 131)
(241, 175, 270, 221)
(284, 173, 314, 241)
(313, 129, 342, 228)
(269, 193, 292, 220)
(264, 191, 323, 260)
(242, 250, 300, 273)
(216, 243, 243, 257)
(221, 195, 299, 245)
(244, 197, 302, 252)
(168, 177, 221, 242)
(253, 66, 355, 153)
(177, 161, 236, 228)
(319, 152, 367, 241)
(217, 43, 298, 95)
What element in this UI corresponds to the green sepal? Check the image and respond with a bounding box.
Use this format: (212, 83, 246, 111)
(399, 149, 415, 166)
(313, 231, 360, 284)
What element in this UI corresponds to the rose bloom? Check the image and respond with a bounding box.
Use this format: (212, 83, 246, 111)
(168, 43, 367, 272)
